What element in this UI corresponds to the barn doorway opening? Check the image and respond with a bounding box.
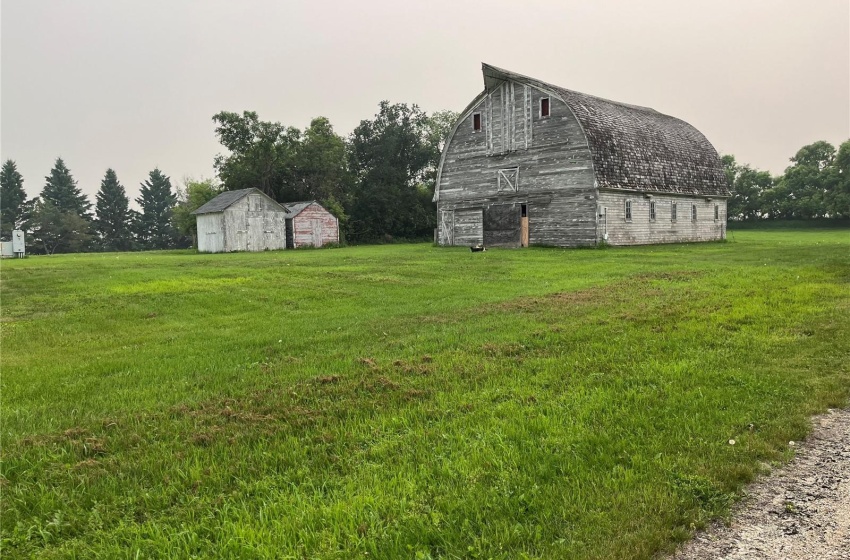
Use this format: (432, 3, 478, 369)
(520, 204, 529, 247)
(483, 204, 524, 247)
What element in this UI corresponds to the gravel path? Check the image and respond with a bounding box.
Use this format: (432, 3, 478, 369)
(670, 408, 850, 560)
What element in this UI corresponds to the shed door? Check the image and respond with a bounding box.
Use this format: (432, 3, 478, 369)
(440, 210, 454, 245)
(247, 212, 264, 251)
(312, 220, 324, 247)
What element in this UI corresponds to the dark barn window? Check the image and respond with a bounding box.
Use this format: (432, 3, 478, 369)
(650, 201, 656, 221)
(714, 205, 719, 221)
(692, 204, 698, 221)
(473, 112, 482, 132)
(624, 199, 632, 221)
(671, 202, 677, 221)
(540, 97, 550, 118)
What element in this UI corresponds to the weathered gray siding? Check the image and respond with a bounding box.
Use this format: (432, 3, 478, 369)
(197, 213, 225, 253)
(597, 191, 726, 245)
(452, 208, 484, 246)
(212, 194, 286, 252)
(437, 80, 597, 247)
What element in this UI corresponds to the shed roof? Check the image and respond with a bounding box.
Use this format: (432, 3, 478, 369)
(282, 201, 317, 219)
(481, 64, 730, 197)
(192, 188, 288, 215)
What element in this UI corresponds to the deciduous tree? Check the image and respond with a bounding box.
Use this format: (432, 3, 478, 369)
(289, 117, 353, 236)
(212, 111, 300, 200)
(173, 177, 223, 248)
(348, 102, 440, 241)
(28, 199, 93, 254)
(722, 155, 775, 220)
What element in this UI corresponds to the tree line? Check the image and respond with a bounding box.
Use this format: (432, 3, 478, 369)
(211, 103, 457, 241)
(724, 140, 850, 221)
(0, 159, 183, 254)
(0, 102, 457, 253)
(2, 103, 847, 253)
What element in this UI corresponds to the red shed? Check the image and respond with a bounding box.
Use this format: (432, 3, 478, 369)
(283, 201, 340, 248)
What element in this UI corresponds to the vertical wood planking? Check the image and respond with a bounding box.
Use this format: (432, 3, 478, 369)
(437, 79, 597, 247)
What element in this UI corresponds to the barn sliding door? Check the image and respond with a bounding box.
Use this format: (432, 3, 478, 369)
(453, 209, 484, 246)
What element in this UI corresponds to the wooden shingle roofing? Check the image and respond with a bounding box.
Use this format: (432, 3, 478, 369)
(482, 64, 730, 197)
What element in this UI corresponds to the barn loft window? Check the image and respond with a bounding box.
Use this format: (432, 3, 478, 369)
(473, 112, 482, 132)
(691, 204, 698, 221)
(497, 168, 519, 192)
(649, 201, 656, 221)
(540, 97, 550, 118)
(714, 205, 719, 221)
(624, 199, 632, 221)
(671, 202, 677, 222)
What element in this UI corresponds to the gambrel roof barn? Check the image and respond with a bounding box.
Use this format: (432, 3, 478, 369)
(435, 64, 730, 247)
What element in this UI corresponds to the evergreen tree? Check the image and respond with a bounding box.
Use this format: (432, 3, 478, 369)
(41, 158, 92, 218)
(0, 159, 27, 239)
(95, 168, 133, 251)
(136, 168, 178, 249)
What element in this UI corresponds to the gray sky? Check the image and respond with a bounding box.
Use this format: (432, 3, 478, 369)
(2, 0, 848, 205)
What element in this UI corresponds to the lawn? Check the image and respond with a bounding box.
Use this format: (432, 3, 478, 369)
(1, 229, 849, 559)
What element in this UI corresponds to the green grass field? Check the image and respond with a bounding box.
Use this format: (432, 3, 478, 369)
(2, 229, 849, 559)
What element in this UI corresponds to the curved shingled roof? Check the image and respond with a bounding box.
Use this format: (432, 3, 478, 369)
(482, 64, 730, 197)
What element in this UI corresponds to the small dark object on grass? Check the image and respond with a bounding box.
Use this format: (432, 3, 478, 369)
(470, 245, 486, 252)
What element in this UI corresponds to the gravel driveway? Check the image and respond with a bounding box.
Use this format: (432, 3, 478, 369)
(670, 408, 850, 560)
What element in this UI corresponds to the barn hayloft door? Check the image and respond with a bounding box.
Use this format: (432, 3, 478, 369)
(440, 210, 454, 245)
(497, 168, 519, 192)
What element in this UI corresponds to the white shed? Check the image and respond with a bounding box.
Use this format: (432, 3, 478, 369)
(192, 188, 288, 253)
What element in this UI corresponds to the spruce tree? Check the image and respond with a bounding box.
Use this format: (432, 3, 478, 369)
(95, 168, 132, 251)
(41, 158, 92, 218)
(0, 159, 27, 239)
(136, 168, 178, 249)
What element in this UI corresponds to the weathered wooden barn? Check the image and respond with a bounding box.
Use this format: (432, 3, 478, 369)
(435, 64, 730, 247)
(283, 201, 339, 248)
(193, 188, 288, 253)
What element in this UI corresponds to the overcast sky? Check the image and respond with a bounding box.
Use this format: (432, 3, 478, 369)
(2, 0, 848, 205)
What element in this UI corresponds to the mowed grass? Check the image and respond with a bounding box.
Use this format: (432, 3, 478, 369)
(1, 230, 849, 559)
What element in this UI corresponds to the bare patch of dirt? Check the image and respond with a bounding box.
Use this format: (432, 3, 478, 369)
(357, 357, 377, 368)
(670, 408, 850, 560)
